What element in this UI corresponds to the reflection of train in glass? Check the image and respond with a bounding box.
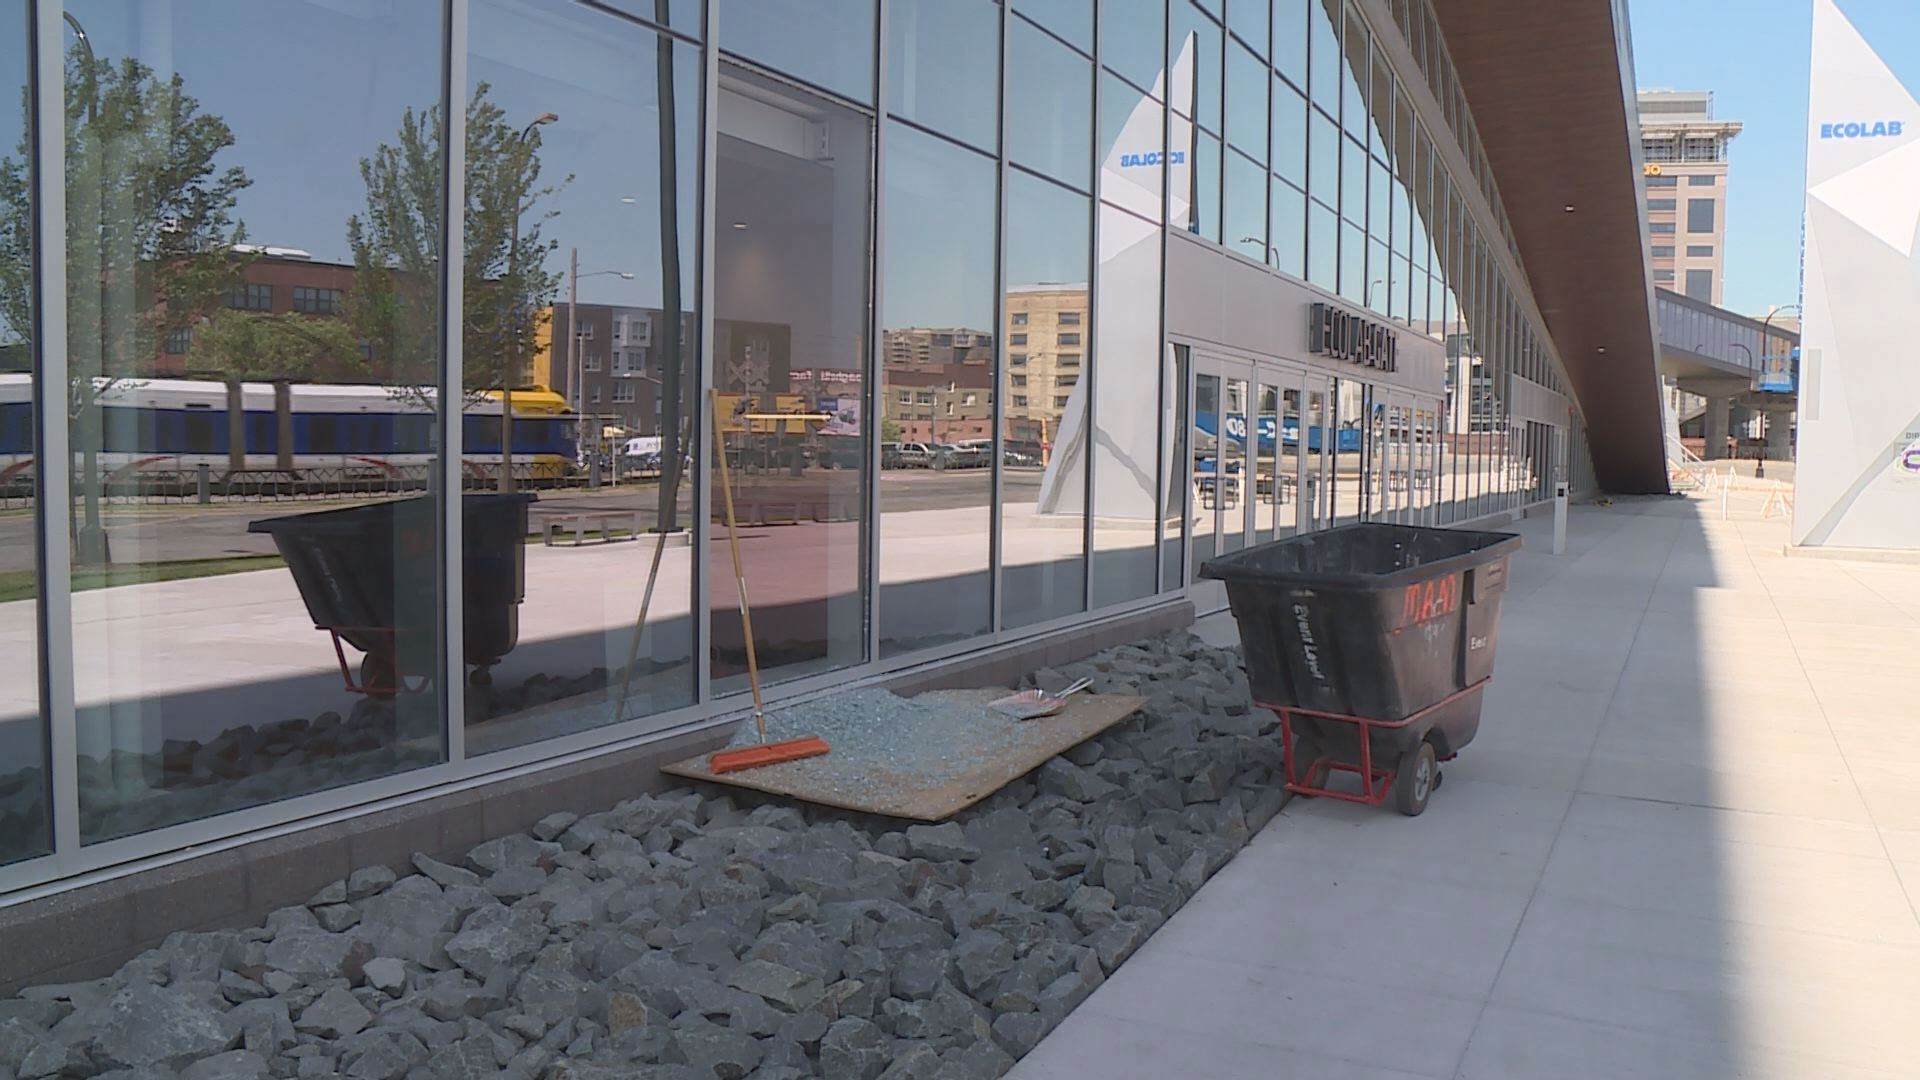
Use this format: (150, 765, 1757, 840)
(1194, 411, 1363, 453)
(0, 374, 577, 484)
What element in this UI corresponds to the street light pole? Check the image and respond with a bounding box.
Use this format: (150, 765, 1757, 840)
(502, 112, 558, 495)
(566, 261, 635, 475)
(1755, 303, 1800, 476)
(568, 246, 578, 467)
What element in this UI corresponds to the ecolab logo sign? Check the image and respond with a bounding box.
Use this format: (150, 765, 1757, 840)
(1119, 150, 1185, 168)
(1820, 119, 1905, 139)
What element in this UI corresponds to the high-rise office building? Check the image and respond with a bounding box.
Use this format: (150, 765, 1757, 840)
(1638, 89, 1743, 304)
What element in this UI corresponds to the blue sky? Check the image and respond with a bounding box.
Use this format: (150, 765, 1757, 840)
(53, 0, 695, 311)
(1628, 0, 1920, 316)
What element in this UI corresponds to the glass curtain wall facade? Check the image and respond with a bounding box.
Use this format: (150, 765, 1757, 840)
(0, 0, 1594, 892)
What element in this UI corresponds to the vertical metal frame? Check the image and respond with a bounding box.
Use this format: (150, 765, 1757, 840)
(866, 0, 886, 666)
(1080, 4, 1100, 612)
(988, 1, 1007, 633)
(439, 0, 467, 765)
(1152, 0, 1173, 593)
(693, 0, 717, 701)
(33, 0, 76, 864)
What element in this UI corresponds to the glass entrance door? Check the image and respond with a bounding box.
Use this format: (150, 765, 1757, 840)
(1302, 375, 1335, 532)
(1187, 355, 1337, 611)
(1190, 354, 1256, 611)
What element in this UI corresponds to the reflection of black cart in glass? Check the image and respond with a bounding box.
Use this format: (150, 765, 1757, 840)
(249, 494, 534, 696)
(1202, 523, 1521, 815)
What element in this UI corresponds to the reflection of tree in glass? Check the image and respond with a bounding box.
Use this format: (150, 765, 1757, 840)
(0, 46, 251, 391)
(346, 82, 569, 405)
(187, 309, 367, 381)
(0, 44, 256, 561)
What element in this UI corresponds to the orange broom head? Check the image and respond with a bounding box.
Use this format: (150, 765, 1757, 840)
(709, 736, 831, 774)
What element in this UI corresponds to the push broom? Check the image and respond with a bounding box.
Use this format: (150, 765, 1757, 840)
(704, 390, 829, 774)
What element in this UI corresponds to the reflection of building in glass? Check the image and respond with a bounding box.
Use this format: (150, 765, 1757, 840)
(536, 303, 700, 435)
(1004, 285, 1088, 448)
(881, 326, 995, 442)
(153, 247, 361, 376)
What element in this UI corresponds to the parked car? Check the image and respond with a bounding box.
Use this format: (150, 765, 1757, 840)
(813, 437, 865, 470)
(932, 443, 989, 470)
(884, 441, 935, 469)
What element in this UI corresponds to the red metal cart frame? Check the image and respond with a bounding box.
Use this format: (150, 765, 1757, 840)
(1266, 677, 1489, 807)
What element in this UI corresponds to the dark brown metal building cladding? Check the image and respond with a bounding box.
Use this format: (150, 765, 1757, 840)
(1435, 0, 1669, 493)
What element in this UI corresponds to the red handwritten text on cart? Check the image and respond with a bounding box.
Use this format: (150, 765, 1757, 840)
(1399, 573, 1459, 628)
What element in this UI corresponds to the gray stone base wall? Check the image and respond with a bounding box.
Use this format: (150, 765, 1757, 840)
(0, 600, 1192, 995)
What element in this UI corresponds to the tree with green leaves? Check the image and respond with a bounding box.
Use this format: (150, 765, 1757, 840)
(346, 81, 569, 407)
(0, 43, 253, 560)
(186, 309, 368, 381)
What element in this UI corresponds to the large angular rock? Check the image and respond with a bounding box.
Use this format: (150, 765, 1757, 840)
(158, 929, 249, 985)
(513, 947, 605, 1024)
(1086, 918, 1149, 973)
(904, 823, 979, 862)
(336, 1029, 429, 1080)
(611, 951, 719, 1019)
(964, 850, 1035, 893)
(228, 998, 295, 1058)
(990, 1011, 1047, 1057)
(464, 834, 559, 875)
(947, 930, 1013, 995)
(180, 1049, 271, 1080)
(726, 959, 825, 1013)
(889, 949, 947, 1002)
(424, 1034, 506, 1080)
(352, 890, 457, 967)
(670, 1015, 761, 1080)
(362, 956, 407, 997)
(443, 904, 547, 977)
(295, 986, 372, 1039)
(484, 864, 550, 902)
(346, 865, 397, 901)
(745, 921, 844, 982)
(880, 987, 988, 1049)
(51, 982, 239, 1069)
(876, 1043, 942, 1080)
(530, 811, 578, 842)
(939, 1040, 1016, 1080)
(264, 929, 372, 984)
(411, 853, 481, 889)
(1037, 759, 1117, 802)
(819, 1017, 891, 1080)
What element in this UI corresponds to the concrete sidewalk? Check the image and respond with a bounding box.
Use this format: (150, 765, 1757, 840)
(1011, 496, 1920, 1079)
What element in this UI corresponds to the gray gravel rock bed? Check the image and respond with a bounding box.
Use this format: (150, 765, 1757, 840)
(0, 632, 1283, 1079)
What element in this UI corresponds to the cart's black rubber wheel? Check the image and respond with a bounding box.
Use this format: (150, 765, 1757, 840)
(1392, 740, 1438, 816)
(1290, 733, 1330, 792)
(469, 665, 494, 688)
(359, 653, 396, 696)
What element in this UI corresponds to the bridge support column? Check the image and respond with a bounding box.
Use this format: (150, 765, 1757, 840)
(1703, 396, 1731, 460)
(1765, 409, 1792, 460)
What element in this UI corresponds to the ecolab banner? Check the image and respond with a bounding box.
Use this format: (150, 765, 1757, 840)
(1795, 0, 1920, 548)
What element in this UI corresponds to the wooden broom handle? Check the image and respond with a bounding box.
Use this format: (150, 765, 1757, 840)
(711, 391, 768, 741)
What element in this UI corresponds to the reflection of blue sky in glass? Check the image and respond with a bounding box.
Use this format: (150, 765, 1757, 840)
(62, 0, 695, 310)
(470, 0, 699, 309)
(67, 0, 442, 263)
(1006, 171, 1089, 287)
(883, 122, 996, 332)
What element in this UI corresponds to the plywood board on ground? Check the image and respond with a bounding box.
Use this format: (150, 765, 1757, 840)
(662, 689, 1147, 821)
